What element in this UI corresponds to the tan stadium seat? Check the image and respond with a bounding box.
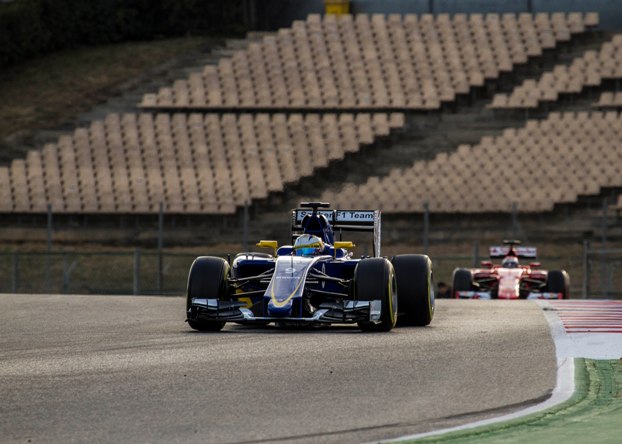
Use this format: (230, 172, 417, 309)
(534, 13, 556, 49)
(0, 110, 413, 216)
(338, 114, 358, 154)
(10, 159, 30, 212)
(288, 114, 313, 178)
(585, 12, 599, 28)
(172, 79, 190, 107)
(518, 13, 543, 57)
(322, 114, 344, 161)
(551, 12, 571, 41)
(122, 114, 148, 212)
(56, 136, 82, 212)
(502, 14, 528, 64)
(489, 94, 508, 109)
(499, 33, 622, 109)
(254, 114, 284, 192)
(139, 13, 588, 112)
(271, 114, 298, 184)
(323, 111, 622, 214)
(25, 151, 46, 211)
(239, 114, 270, 198)
(222, 114, 251, 204)
(355, 114, 374, 145)
(372, 114, 390, 137)
(0, 167, 13, 212)
(304, 114, 328, 169)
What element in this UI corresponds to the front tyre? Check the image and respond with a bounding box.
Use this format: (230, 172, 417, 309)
(354, 258, 398, 332)
(392, 254, 435, 326)
(186, 256, 229, 332)
(546, 270, 570, 299)
(452, 268, 473, 298)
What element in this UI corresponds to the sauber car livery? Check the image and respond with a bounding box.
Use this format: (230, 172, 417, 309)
(452, 240, 570, 300)
(186, 202, 435, 332)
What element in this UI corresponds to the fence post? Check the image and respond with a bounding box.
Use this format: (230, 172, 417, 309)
(511, 202, 518, 239)
(243, 201, 249, 252)
(600, 197, 608, 299)
(472, 241, 479, 268)
(11, 252, 18, 293)
(63, 254, 68, 294)
(582, 240, 590, 299)
(423, 202, 429, 255)
(45, 204, 53, 291)
(47, 204, 53, 252)
(158, 202, 164, 294)
(133, 249, 141, 296)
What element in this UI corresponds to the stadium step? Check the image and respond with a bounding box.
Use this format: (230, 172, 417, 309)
(0, 33, 272, 164)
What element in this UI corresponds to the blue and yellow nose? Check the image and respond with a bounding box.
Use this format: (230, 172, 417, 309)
(267, 299, 294, 317)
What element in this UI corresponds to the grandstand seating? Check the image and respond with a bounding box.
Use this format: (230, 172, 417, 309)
(593, 90, 622, 109)
(0, 12, 607, 222)
(0, 113, 398, 214)
(491, 33, 622, 110)
(321, 111, 622, 213)
(140, 12, 590, 111)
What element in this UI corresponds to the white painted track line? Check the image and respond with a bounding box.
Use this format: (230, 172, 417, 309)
(386, 299, 622, 443)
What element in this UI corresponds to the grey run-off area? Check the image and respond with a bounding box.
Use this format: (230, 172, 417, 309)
(0, 296, 555, 444)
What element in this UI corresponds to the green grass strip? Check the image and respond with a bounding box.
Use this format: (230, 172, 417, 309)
(406, 358, 622, 444)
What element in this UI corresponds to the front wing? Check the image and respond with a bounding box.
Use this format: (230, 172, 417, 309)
(188, 298, 382, 324)
(455, 291, 563, 300)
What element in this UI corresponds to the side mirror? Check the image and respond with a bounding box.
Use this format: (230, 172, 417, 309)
(333, 241, 355, 258)
(530, 262, 541, 268)
(480, 261, 493, 268)
(256, 240, 278, 256)
(334, 241, 355, 250)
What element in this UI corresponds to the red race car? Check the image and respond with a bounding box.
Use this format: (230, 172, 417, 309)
(452, 240, 569, 300)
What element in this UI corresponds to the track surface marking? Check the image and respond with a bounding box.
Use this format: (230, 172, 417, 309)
(390, 299, 622, 442)
(548, 300, 622, 334)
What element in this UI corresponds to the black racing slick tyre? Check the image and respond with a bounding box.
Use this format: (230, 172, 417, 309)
(353, 258, 398, 332)
(186, 256, 229, 332)
(546, 270, 570, 299)
(392, 254, 435, 326)
(452, 268, 473, 298)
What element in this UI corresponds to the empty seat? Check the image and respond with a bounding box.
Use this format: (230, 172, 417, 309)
(322, 111, 622, 214)
(138, 13, 586, 112)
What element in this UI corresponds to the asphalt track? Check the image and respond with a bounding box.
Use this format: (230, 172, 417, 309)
(0, 295, 556, 444)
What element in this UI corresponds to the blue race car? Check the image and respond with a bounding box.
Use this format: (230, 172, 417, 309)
(186, 202, 434, 332)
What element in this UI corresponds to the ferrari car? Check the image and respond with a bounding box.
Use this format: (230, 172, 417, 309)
(186, 202, 435, 332)
(452, 240, 570, 300)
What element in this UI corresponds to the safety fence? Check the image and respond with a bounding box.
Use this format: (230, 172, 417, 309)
(0, 250, 198, 296)
(584, 244, 622, 299)
(0, 246, 616, 298)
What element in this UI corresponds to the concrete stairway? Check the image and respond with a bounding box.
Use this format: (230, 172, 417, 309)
(0, 33, 272, 163)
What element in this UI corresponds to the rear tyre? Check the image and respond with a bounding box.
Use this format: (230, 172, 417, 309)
(392, 254, 435, 326)
(452, 268, 473, 298)
(546, 270, 570, 299)
(354, 258, 397, 332)
(186, 256, 229, 332)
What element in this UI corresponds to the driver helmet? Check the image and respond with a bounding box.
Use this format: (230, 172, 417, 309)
(502, 257, 519, 268)
(293, 234, 325, 256)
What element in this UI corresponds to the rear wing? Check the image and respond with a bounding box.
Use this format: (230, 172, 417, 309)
(489, 246, 537, 259)
(291, 209, 382, 257)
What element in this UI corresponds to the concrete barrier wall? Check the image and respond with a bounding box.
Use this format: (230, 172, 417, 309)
(260, 0, 622, 30)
